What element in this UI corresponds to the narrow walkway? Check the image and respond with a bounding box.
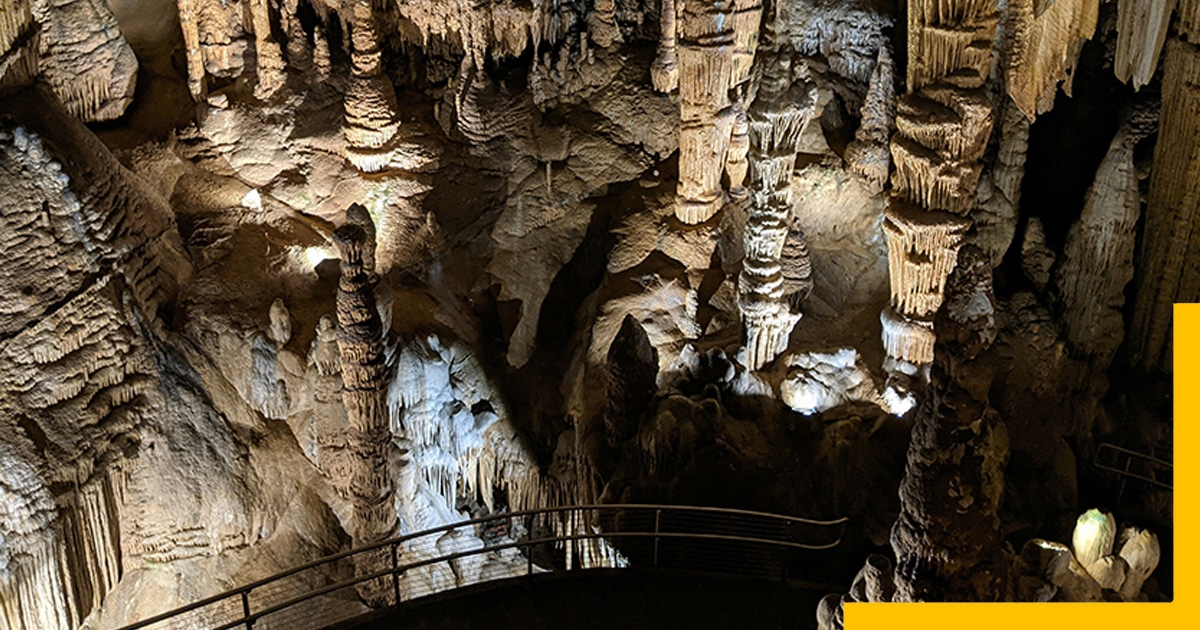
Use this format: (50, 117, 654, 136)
(345, 570, 824, 630)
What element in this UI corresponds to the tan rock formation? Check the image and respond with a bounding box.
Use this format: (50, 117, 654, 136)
(845, 44, 896, 192)
(332, 221, 397, 548)
(738, 51, 819, 370)
(248, 0, 286, 100)
(1114, 0, 1176, 90)
(1056, 103, 1157, 366)
(1130, 34, 1200, 373)
(1006, 0, 1099, 119)
(344, 0, 404, 173)
(890, 245, 1011, 601)
(882, 0, 997, 369)
(650, 0, 679, 92)
(674, 0, 762, 224)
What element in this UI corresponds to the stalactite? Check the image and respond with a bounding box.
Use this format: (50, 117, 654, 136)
(0, 0, 32, 64)
(882, 0, 997, 370)
(1114, 0, 1176, 90)
(1130, 37, 1200, 373)
(1006, 0, 1100, 119)
(846, 44, 897, 192)
(906, 0, 999, 92)
(674, 0, 762, 225)
(650, 0, 679, 92)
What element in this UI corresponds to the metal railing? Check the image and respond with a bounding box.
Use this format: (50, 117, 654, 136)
(114, 504, 848, 630)
(1094, 442, 1174, 504)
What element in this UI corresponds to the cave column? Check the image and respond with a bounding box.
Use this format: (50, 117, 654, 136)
(881, 0, 997, 372)
(332, 218, 397, 604)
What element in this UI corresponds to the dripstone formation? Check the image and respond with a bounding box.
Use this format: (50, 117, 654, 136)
(0, 1, 1180, 628)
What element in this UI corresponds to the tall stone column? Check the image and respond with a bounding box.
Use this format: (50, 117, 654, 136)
(738, 52, 818, 370)
(881, 0, 997, 370)
(333, 218, 397, 604)
(669, 0, 762, 225)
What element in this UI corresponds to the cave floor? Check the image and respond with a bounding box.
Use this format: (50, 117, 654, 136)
(342, 569, 826, 630)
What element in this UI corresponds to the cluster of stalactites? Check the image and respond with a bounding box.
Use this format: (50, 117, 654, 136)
(881, 0, 997, 369)
(737, 55, 817, 371)
(332, 214, 397, 546)
(1006, 0, 1100, 119)
(176, 0, 288, 101)
(670, 0, 763, 225)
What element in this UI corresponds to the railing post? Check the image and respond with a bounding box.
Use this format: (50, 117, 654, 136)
(240, 590, 253, 630)
(391, 542, 401, 606)
(653, 509, 661, 569)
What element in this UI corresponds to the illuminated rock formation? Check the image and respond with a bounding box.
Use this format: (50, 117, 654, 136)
(332, 223, 397, 547)
(738, 51, 819, 370)
(673, 0, 762, 224)
(651, 0, 679, 92)
(881, 0, 997, 369)
(247, 0, 286, 99)
(1005, 0, 1099, 119)
(845, 44, 896, 193)
(1114, 0, 1175, 90)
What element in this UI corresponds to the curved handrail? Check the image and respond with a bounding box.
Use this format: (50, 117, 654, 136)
(115, 504, 848, 630)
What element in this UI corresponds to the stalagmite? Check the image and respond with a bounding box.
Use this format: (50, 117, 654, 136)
(332, 220, 397, 603)
(1056, 103, 1156, 366)
(343, 0, 403, 173)
(1006, 0, 1100, 119)
(846, 44, 896, 193)
(248, 0, 286, 100)
(176, 0, 206, 100)
(738, 52, 818, 370)
(890, 245, 1011, 601)
(1130, 34, 1200, 373)
(269, 298, 293, 347)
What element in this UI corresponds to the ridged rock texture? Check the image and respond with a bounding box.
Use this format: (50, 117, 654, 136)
(1130, 9, 1200, 373)
(332, 220, 397, 548)
(1005, 0, 1099, 120)
(881, 0, 998, 367)
(738, 51, 818, 370)
(343, 0, 404, 173)
(1054, 103, 1158, 368)
(671, 0, 762, 224)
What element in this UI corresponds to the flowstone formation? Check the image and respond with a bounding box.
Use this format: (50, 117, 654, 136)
(0, 1, 1182, 628)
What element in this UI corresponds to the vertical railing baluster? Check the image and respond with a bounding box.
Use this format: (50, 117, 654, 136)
(241, 590, 252, 630)
(391, 542, 401, 606)
(653, 508, 661, 570)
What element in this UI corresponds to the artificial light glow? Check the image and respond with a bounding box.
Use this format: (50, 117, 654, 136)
(304, 246, 332, 269)
(241, 189, 263, 212)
